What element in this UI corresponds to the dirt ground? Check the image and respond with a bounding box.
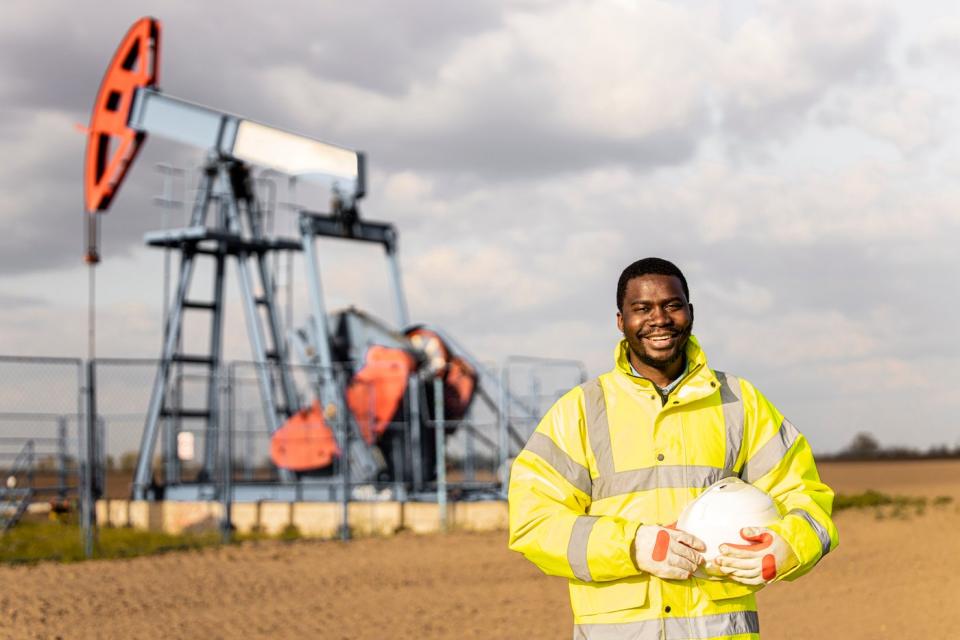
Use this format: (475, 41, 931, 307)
(2, 460, 958, 639)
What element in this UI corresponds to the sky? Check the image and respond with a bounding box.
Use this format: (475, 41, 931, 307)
(1, 0, 959, 454)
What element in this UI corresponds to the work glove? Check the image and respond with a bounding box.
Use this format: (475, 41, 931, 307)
(714, 527, 799, 585)
(633, 524, 705, 580)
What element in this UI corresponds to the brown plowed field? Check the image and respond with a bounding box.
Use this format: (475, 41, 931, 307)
(2, 460, 958, 639)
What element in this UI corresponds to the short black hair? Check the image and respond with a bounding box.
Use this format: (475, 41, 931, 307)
(616, 257, 689, 311)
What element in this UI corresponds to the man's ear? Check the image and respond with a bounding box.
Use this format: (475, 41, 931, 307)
(616, 311, 624, 334)
(689, 303, 694, 323)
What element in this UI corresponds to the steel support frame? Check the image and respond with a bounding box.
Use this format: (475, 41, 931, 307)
(133, 158, 298, 498)
(298, 210, 411, 484)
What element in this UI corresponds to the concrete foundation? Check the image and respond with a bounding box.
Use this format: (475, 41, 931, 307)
(95, 499, 508, 537)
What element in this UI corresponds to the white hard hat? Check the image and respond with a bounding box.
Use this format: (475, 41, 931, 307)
(677, 477, 781, 579)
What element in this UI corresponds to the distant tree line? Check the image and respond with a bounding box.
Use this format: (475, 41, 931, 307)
(821, 431, 960, 461)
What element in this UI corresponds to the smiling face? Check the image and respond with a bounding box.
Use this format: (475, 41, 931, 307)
(616, 274, 694, 386)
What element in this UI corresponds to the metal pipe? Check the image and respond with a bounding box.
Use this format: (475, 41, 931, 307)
(385, 240, 410, 327)
(203, 252, 226, 477)
(221, 364, 234, 543)
(299, 214, 338, 404)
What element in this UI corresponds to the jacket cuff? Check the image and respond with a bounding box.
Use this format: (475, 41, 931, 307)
(582, 518, 643, 582)
(767, 510, 828, 581)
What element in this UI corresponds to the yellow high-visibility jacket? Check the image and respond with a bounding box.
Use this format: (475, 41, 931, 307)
(508, 336, 838, 639)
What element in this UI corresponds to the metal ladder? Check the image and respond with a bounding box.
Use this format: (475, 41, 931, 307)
(133, 158, 300, 498)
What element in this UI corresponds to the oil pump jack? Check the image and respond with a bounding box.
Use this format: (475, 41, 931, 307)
(83, 17, 544, 502)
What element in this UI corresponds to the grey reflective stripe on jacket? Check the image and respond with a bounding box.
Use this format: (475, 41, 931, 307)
(592, 466, 728, 500)
(567, 515, 599, 582)
(790, 507, 833, 558)
(573, 610, 760, 639)
(581, 374, 744, 501)
(741, 419, 801, 483)
(524, 431, 593, 496)
(582, 378, 615, 477)
(715, 371, 744, 476)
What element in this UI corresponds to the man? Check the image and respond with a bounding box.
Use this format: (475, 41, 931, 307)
(508, 257, 837, 639)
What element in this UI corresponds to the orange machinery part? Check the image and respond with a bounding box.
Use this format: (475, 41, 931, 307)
(272, 334, 476, 471)
(443, 356, 477, 420)
(270, 400, 340, 471)
(346, 345, 416, 445)
(84, 17, 161, 212)
(405, 328, 477, 420)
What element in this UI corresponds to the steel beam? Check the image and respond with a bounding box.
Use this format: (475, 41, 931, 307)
(128, 89, 362, 204)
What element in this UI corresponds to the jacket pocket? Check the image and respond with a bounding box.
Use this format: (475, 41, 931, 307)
(569, 576, 649, 617)
(694, 577, 761, 602)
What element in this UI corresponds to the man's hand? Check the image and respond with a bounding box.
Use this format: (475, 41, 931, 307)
(715, 527, 798, 585)
(633, 525, 705, 580)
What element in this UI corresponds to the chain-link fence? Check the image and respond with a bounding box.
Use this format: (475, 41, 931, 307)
(0, 353, 586, 550)
(0, 357, 85, 534)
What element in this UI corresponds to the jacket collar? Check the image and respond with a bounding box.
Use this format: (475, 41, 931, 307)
(612, 335, 719, 404)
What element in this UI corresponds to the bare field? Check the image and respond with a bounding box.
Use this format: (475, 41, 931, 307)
(2, 459, 959, 639)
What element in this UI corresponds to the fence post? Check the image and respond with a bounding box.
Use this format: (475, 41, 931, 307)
(434, 376, 447, 532)
(464, 420, 475, 484)
(57, 417, 68, 500)
(409, 376, 422, 493)
(81, 360, 97, 559)
(96, 417, 106, 501)
(26, 440, 35, 492)
(338, 366, 351, 541)
(498, 365, 510, 499)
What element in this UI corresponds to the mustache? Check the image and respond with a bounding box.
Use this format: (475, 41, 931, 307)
(636, 326, 692, 339)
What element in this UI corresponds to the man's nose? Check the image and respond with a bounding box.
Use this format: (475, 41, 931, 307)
(649, 307, 671, 325)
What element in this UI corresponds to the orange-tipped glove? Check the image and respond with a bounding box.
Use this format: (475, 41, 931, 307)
(715, 527, 799, 585)
(633, 524, 706, 580)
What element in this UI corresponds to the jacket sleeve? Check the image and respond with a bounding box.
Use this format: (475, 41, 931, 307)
(507, 386, 642, 583)
(737, 379, 839, 581)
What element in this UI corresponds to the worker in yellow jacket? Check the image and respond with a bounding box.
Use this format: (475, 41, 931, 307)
(508, 257, 837, 639)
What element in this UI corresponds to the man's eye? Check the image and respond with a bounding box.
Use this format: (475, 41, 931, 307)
(634, 306, 650, 313)
(666, 303, 682, 311)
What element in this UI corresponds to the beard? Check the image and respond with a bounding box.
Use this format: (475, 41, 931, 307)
(626, 323, 692, 371)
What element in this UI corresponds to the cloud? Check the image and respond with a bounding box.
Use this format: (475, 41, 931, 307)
(816, 85, 948, 154)
(717, 1, 898, 144)
(259, 0, 713, 178)
(907, 16, 960, 67)
(0, 0, 913, 277)
(0, 291, 48, 310)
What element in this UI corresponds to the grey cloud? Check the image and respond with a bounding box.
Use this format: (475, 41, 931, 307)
(368, 119, 702, 181)
(907, 19, 960, 67)
(0, 292, 48, 309)
(0, 1, 504, 115)
(0, 122, 205, 274)
(719, 2, 898, 142)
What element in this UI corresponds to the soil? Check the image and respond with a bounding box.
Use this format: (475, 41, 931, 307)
(1, 459, 958, 639)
